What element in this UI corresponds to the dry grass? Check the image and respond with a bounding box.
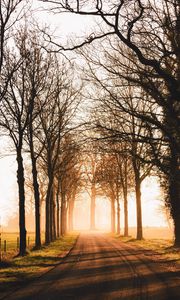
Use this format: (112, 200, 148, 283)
(114, 227, 179, 263)
(0, 233, 78, 299)
(128, 226, 174, 240)
(0, 232, 46, 260)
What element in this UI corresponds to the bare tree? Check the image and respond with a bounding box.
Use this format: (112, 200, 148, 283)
(38, 61, 81, 243)
(41, 0, 180, 246)
(95, 153, 123, 234)
(82, 152, 99, 230)
(0, 34, 32, 256)
(78, 51, 153, 239)
(22, 27, 53, 249)
(94, 88, 153, 239)
(0, 0, 27, 102)
(67, 160, 83, 232)
(56, 134, 82, 235)
(115, 149, 133, 237)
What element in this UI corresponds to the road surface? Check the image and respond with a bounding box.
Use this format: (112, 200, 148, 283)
(4, 232, 180, 300)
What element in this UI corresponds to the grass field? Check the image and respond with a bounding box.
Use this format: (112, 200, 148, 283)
(0, 233, 78, 299)
(115, 227, 179, 263)
(128, 226, 174, 240)
(0, 232, 45, 260)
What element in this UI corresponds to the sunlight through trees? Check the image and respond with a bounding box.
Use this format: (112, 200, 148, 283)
(0, 0, 179, 254)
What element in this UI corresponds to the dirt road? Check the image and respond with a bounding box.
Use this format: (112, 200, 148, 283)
(4, 232, 180, 300)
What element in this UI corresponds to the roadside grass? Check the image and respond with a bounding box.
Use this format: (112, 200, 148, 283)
(0, 232, 44, 259)
(116, 235, 180, 263)
(107, 227, 179, 263)
(0, 233, 78, 299)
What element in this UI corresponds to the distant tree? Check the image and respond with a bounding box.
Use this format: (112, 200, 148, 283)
(42, 0, 180, 246)
(38, 62, 81, 243)
(56, 134, 82, 235)
(22, 27, 53, 249)
(96, 137, 133, 236)
(114, 148, 133, 237)
(67, 160, 83, 232)
(95, 153, 123, 234)
(79, 52, 153, 239)
(94, 87, 153, 239)
(83, 152, 99, 230)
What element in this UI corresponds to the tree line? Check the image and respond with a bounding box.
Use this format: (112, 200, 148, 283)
(0, 1, 84, 255)
(40, 0, 180, 247)
(0, 0, 179, 255)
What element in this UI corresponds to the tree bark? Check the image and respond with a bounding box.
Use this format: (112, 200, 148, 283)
(168, 153, 180, 247)
(64, 207, 67, 234)
(51, 186, 56, 241)
(56, 182, 60, 238)
(111, 197, 115, 233)
(68, 198, 75, 231)
(61, 193, 67, 236)
(123, 190, 128, 237)
(174, 212, 180, 247)
(45, 181, 52, 244)
(116, 197, 120, 235)
(34, 167, 41, 248)
(90, 184, 96, 230)
(17, 146, 27, 256)
(135, 178, 143, 240)
(49, 188, 53, 242)
(29, 112, 41, 249)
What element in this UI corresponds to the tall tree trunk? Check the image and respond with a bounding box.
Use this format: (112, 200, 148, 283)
(28, 107, 41, 249)
(173, 206, 180, 247)
(90, 184, 96, 230)
(111, 197, 115, 233)
(135, 177, 143, 240)
(132, 156, 143, 241)
(17, 147, 27, 256)
(68, 198, 75, 231)
(117, 197, 120, 235)
(123, 190, 129, 237)
(56, 182, 60, 238)
(61, 193, 66, 236)
(30, 151, 41, 248)
(45, 179, 53, 244)
(168, 153, 180, 247)
(52, 187, 56, 241)
(50, 188, 53, 242)
(64, 207, 67, 234)
(34, 169, 41, 249)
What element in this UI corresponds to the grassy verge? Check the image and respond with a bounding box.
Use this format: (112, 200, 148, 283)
(0, 232, 44, 260)
(115, 235, 180, 263)
(0, 233, 78, 299)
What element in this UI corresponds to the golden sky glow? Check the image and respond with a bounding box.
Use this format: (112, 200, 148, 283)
(0, 155, 171, 231)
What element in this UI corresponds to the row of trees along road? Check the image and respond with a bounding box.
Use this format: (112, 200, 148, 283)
(42, 0, 180, 247)
(0, 16, 83, 255)
(95, 152, 131, 236)
(0, 0, 179, 253)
